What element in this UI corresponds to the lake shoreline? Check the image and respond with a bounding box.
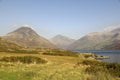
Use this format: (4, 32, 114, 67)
(74, 50, 120, 63)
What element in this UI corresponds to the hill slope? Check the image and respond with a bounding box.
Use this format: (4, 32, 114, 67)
(3, 25, 55, 48)
(68, 25, 120, 50)
(50, 35, 75, 49)
(0, 37, 21, 51)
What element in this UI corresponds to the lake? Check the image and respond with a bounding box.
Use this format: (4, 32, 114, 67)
(75, 50, 120, 63)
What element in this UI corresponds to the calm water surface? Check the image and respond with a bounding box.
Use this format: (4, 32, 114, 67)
(75, 50, 120, 63)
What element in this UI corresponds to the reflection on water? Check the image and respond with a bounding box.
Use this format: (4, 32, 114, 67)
(75, 50, 120, 63)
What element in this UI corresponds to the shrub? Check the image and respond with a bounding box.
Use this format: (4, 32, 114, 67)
(79, 60, 120, 78)
(81, 60, 106, 66)
(106, 63, 120, 77)
(43, 50, 79, 57)
(82, 53, 95, 58)
(0, 56, 47, 64)
(7, 49, 39, 54)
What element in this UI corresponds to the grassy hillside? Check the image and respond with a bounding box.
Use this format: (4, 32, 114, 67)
(0, 37, 22, 52)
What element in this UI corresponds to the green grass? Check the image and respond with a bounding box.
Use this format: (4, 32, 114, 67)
(0, 52, 119, 80)
(0, 71, 36, 80)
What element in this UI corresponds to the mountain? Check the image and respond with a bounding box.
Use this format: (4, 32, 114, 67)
(0, 37, 21, 51)
(3, 25, 55, 48)
(50, 35, 75, 49)
(103, 41, 120, 50)
(68, 25, 120, 50)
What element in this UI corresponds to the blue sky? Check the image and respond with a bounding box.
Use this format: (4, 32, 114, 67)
(0, 0, 120, 39)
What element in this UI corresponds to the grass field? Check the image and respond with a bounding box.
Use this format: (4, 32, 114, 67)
(0, 52, 119, 80)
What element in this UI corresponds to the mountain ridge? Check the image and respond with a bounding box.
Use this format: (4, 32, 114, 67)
(0, 37, 22, 51)
(50, 35, 75, 49)
(68, 25, 120, 50)
(3, 26, 55, 48)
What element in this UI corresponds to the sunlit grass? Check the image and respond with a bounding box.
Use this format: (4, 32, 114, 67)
(0, 52, 119, 80)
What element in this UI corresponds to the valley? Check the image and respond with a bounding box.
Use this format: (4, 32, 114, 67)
(0, 25, 120, 80)
(1, 0, 120, 80)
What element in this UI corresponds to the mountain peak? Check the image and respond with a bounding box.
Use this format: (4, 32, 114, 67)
(103, 24, 120, 32)
(53, 35, 76, 40)
(68, 24, 120, 50)
(7, 26, 39, 38)
(22, 24, 31, 27)
(16, 25, 33, 31)
(50, 35, 75, 49)
(3, 26, 55, 48)
(54, 35, 68, 39)
(12, 24, 35, 32)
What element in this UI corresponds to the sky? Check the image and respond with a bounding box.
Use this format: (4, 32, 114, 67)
(0, 0, 120, 39)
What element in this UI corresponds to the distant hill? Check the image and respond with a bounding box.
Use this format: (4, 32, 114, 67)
(68, 25, 120, 50)
(103, 40, 120, 50)
(3, 25, 55, 48)
(50, 35, 75, 49)
(0, 37, 21, 52)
